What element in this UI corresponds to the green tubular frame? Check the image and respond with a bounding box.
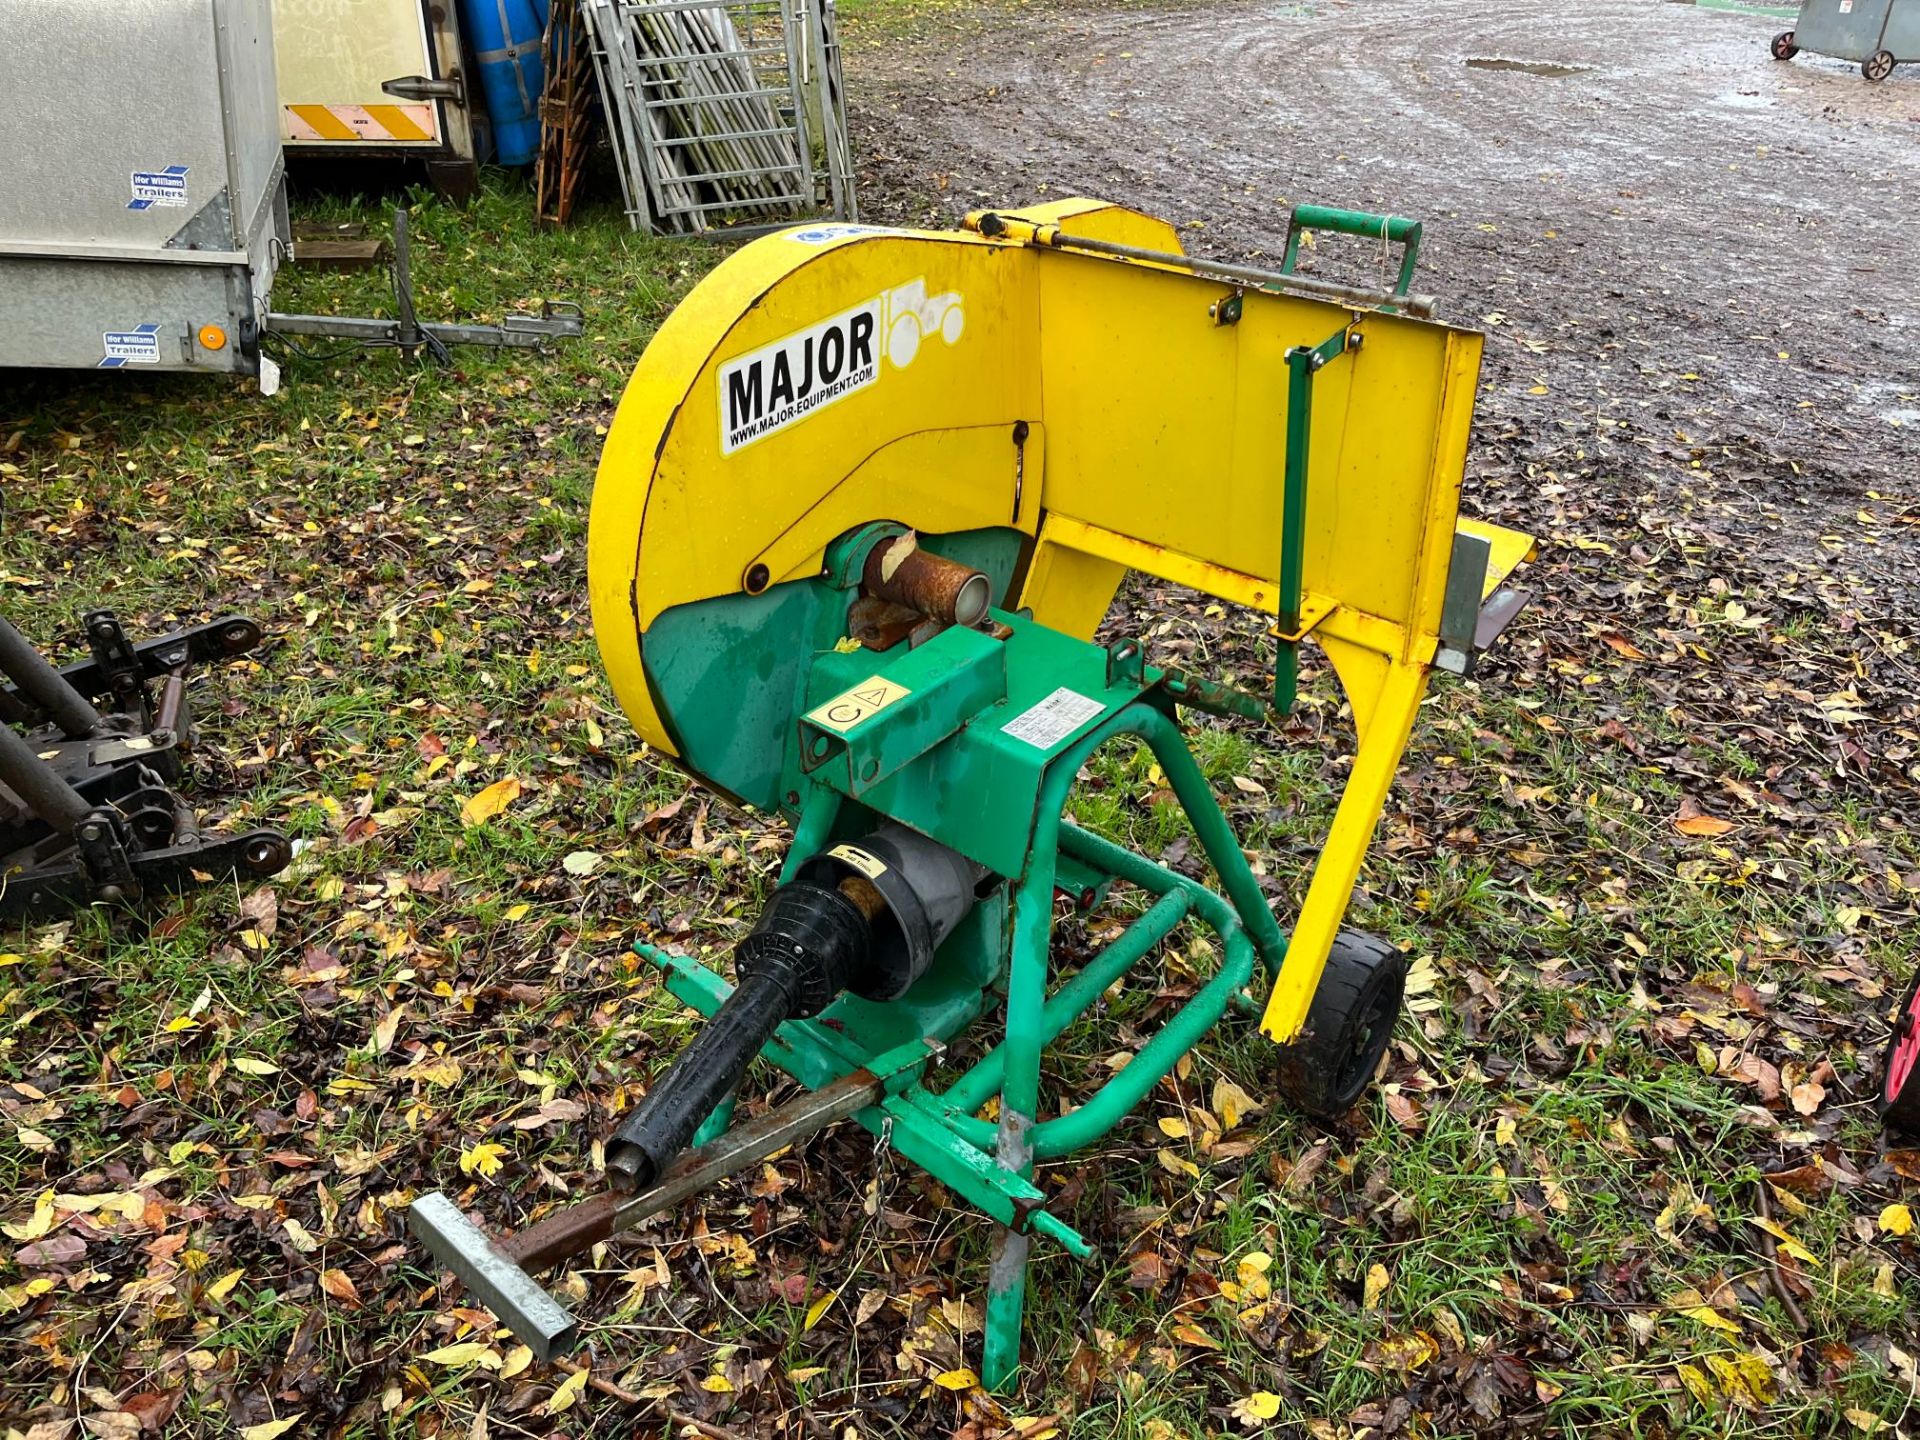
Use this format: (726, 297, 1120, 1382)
(1280, 204, 1424, 301)
(633, 699, 1289, 1391)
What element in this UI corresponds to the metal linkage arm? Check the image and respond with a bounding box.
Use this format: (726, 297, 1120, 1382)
(408, 1070, 886, 1360)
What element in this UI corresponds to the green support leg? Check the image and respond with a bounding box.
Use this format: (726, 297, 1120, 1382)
(984, 1226, 1032, 1390)
(982, 820, 1061, 1392)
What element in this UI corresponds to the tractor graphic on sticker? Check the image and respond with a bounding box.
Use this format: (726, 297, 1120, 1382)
(884, 278, 964, 370)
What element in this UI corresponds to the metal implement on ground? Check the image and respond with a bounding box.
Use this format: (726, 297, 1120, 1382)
(411, 198, 1536, 1389)
(266, 210, 585, 373)
(0, 611, 291, 916)
(1772, 0, 1916, 79)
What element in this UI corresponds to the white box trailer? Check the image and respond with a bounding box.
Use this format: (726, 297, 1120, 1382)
(273, 0, 482, 199)
(0, 0, 289, 376)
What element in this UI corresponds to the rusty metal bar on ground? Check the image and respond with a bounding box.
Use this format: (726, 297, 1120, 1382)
(408, 1069, 884, 1359)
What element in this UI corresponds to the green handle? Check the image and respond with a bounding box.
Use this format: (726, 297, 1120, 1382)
(1280, 205, 1423, 298)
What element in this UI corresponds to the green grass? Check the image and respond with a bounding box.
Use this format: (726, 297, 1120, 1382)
(2, 125, 1917, 1440)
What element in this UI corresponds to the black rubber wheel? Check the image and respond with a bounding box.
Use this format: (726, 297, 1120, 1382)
(1273, 930, 1406, 1118)
(1881, 969, 1920, 1136)
(1771, 31, 1799, 60)
(1863, 49, 1895, 82)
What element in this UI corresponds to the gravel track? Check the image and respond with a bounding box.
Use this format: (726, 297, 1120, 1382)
(851, 0, 1920, 581)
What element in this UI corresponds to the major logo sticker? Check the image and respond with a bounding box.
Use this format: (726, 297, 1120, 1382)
(128, 166, 189, 211)
(717, 277, 965, 455)
(100, 325, 162, 367)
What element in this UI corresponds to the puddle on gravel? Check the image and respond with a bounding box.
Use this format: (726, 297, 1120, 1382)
(1464, 57, 1592, 76)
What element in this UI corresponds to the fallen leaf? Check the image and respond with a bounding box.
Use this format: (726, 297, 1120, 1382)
(1211, 1079, 1262, 1129)
(803, 1287, 839, 1331)
(460, 1142, 508, 1178)
(1230, 1391, 1282, 1428)
(1879, 1203, 1913, 1237)
(1673, 799, 1735, 838)
(546, 1366, 589, 1413)
(460, 776, 523, 828)
(3, 1191, 55, 1242)
(1363, 1263, 1391, 1310)
(238, 1420, 301, 1440)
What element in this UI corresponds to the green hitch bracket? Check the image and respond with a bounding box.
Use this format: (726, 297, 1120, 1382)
(1281, 205, 1424, 304)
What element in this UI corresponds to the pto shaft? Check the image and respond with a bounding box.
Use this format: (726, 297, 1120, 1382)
(605, 824, 981, 1193)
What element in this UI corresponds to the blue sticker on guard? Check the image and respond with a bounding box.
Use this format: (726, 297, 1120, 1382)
(100, 325, 162, 367)
(128, 165, 189, 211)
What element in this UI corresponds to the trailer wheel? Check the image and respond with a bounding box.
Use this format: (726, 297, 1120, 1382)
(1771, 31, 1799, 60)
(1863, 49, 1895, 81)
(1882, 970, 1920, 1135)
(1272, 931, 1406, 1119)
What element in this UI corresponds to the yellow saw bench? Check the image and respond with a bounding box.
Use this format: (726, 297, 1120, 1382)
(411, 199, 1535, 1390)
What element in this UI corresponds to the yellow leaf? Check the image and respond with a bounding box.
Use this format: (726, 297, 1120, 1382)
(459, 1142, 508, 1178)
(1679, 1305, 1741, 1334)
(1155, 1147, 1200, 1179)
(1878, 1203, 1913, 1237)
(239, 1419, 302, 1440)
(1231, 1391, 1283, 1425)
(1169, 1322, 1220, 1350)
(498, 1345, 533, 1380)
(460, 775, 523, 827)
(788, 1366, 827, 1383)
(802, 1287, 838, 1332)
(2, 1191, 55, 1242)
(1872, 1263, 1897, 1299)
(1847, 1406, 1889, 1432)
(1363, 1263, 1390, 1310)
(231, 1056, 280, 1076)
(933, 1368, 978, 1391)
(1676, 1363, 1712, 1404)
(1211, 1078, 1261, 1129)
(1494, 1115, 1516, 1146)
(163, 1015, 198, 1033)
(700, 1374, 735, 1394)
(1157, 1115, 1190, 1140)
(1377, 1332, 1438, 1370)
(1674, 811, 1735, 838)
(205, 1267, 245, 1300)
(1236, 1251, 1273, 1302)
(1749, 1217, 1816, 1264)
(504, 903, 530, 922)
(546, 1366, 589, 1412)
(422, 1341, 499, 1368)
(282, 1219, 320, 1253)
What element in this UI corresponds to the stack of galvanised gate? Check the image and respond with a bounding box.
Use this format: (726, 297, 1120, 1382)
(580, 0, 855, 233)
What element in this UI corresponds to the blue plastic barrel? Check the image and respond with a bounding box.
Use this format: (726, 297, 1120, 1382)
(461, 0, 546, 166)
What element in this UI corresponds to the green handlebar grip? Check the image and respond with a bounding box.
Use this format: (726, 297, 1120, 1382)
(1281, 205, 1424, 298)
